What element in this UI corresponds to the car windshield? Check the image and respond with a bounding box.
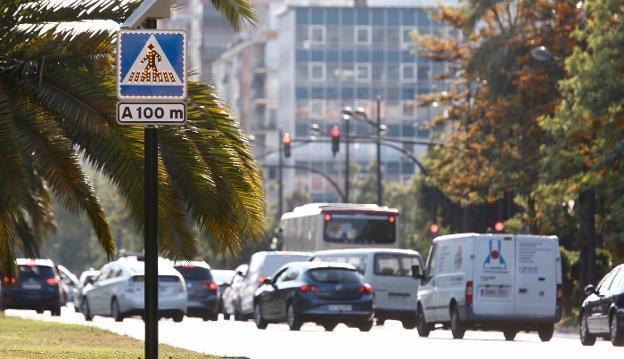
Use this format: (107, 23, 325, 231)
(175, 266, 212, 281)
(260, 255, 312, 276)
(307, 268, 362, 284)
(18, 265, 55, 281)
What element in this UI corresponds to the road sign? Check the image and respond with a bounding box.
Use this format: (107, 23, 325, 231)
(117, 102, 186, 124)
(117, 30, 186, 100)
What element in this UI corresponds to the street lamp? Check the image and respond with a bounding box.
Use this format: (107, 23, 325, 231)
(342, 95, 385, 206)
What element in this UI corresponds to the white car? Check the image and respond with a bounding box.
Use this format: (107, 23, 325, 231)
(81, 256, 187, 322)
(72, 269, 99, 312)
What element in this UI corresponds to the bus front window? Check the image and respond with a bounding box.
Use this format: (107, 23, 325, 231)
(323, 214, 395, 244)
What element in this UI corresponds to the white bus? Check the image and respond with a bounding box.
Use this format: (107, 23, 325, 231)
(279, 203, 400, 251)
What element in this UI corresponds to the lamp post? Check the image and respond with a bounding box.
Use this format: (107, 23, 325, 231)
(342, 98, 384, 206)
(376, 95, 383, 206)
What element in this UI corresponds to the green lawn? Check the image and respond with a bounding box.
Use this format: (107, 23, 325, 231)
(0, 314, 218, 358)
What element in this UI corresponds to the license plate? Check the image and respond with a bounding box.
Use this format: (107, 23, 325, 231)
(480, 287, 509, 297)
(328, 304, 352, 311)
(23, 283, 42, 290)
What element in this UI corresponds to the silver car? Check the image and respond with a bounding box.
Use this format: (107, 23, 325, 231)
(81, 256, 187, 322)
(221, 264, 248, 320)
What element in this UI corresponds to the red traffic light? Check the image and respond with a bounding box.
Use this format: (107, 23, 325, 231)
(429, 224, 440, 234)
(494, 221, 504, 232)
(330, 125, 341, 138)
(282, 132, 292, 145)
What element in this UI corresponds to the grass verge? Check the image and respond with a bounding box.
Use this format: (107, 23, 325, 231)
(0, 314, 218, 358)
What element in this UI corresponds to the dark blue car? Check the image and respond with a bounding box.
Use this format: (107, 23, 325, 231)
(580, 263, 624, 346)
(253, 262, 374, 331)
(1, 258, 62, 316)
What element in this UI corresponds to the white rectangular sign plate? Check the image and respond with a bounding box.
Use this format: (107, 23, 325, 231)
(117, 102, 186, 125)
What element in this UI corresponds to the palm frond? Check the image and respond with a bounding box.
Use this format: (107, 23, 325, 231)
(210, 0, 257, 32)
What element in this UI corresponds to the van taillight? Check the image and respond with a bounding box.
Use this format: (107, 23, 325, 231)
(556, 283, 563, 305)
(359, 283, 373, 295)
(465, 281, 473, 305)
(46, 277, 60, 285)
(299, 284, 318, 293)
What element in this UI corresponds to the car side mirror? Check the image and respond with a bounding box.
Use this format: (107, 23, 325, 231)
(263, 277, 273, 285)
(411, 264, 423, 280)
(85, 278, 94, 285)
(584, 284, 596, 296)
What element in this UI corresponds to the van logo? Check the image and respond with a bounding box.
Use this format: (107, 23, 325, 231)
(454, 245, 463, 270)
(483, 240, 507, 272)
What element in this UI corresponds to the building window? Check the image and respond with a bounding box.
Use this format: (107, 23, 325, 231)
(400, 26, 417, 48)
(401, 63, 416, 82)
(355, 63, 371, 82)
(355, 26, 371, 45)
(402, 101, 415, 118)
(309, 25, 325, 44)
(309, 100, 326, 119)
(309, 62, 325, 82)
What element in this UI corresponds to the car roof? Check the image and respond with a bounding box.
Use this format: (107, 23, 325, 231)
(253, 251, 312, 258)
(109, 256, 182, 277)
(282, 261, 357, 271)
(173, 260, 211, 270)
(313, 248, 422, 256)
(16, 258, 55, 267)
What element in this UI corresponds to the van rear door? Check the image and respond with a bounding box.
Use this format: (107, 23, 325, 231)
(473, 235, 515, 316)
(370, 253, 421, 313)
(514, 235, 558, 317)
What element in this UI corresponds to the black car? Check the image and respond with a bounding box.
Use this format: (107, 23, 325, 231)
(580, 263, 624, 346)
(174, 261, 220, 321)
(1, 258, 62, 316)
(253, 262, 374, 332)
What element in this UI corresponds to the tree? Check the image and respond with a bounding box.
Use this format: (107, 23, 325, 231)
(0, 0, 262, 274)
(540, 0, 624, 263)
(415, 1, 581, 233)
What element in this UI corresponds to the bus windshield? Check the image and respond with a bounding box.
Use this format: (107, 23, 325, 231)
(323, 213, 395, 244)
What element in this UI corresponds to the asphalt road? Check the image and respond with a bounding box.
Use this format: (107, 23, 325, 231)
(6, 306, 623, 359)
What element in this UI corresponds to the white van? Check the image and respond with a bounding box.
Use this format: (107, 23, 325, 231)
(415, 233, 562, 341)
(312, 248, 424, 329)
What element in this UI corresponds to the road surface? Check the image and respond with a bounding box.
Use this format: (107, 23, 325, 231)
(6, 306, 622, 359)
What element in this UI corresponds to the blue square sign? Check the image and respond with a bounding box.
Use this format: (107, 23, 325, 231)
(117, 30, 186, 100)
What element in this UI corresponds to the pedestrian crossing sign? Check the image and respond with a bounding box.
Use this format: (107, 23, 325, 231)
(117, 30, 186, 100)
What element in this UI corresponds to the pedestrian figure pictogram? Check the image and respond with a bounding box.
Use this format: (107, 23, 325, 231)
(117, 30, 186, 100)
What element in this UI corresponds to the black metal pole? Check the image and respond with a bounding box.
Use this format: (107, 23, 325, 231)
(278, 128, 283, 220)
(376, 95, 383, 206)
(144, 17, 159, 359)
(344, 118, 350, 203)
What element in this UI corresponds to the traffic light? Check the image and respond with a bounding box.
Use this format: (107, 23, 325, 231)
(330, 125, 341, 157)
(494, 221, 504, 232)
(282, 132, 292, 158)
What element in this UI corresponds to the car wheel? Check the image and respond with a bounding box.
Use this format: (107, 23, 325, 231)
(286, 303, 302, 331)
(81, 299, 93, 321)
(450, 305, 465, 339)
(322, 322, 337, 332)
(173, 314, 184, 323)
(376, 318, 385, 326)
(538, 324, 554, 342)
(503, 330, 517, 341)
(111, 298, 123, 322)
(416, 306, 431, 338)
(402, 317, 417, 330)
(254, 303, 268, 329)
(36, 308, 44, 314)
(610, 313, 624, 347)
(51, 307, 61, 317)
(358, 320, 373, 332)
(223, 313, 231, 320)
(580, 313, 596, 346)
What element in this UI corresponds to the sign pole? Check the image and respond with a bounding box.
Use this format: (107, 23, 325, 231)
(143, 17, 159, 359)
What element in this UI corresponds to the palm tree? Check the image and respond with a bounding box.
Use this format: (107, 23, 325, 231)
(0, 0, 262, 274)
